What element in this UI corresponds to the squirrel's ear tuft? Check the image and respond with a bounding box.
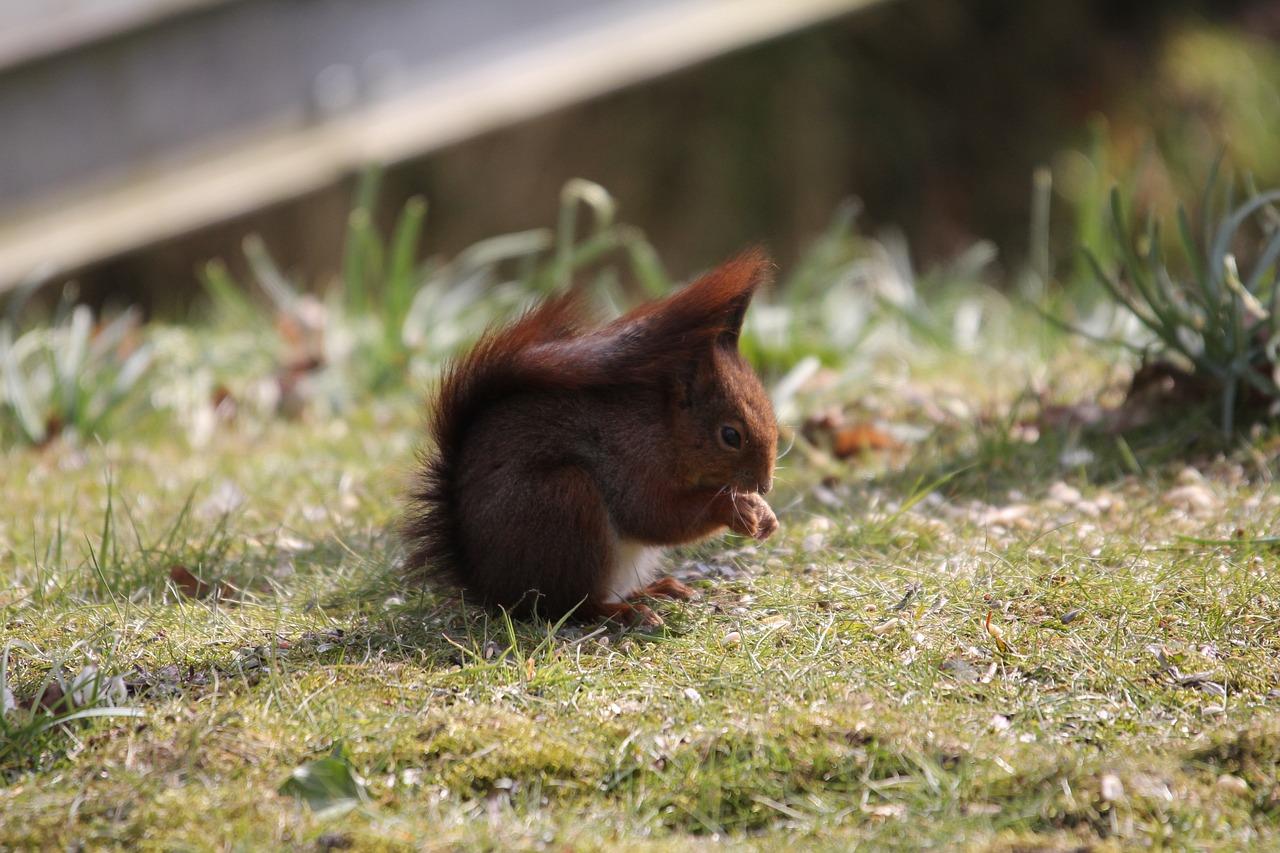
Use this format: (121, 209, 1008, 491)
(711, 249, 771, 350)
(717, 326, 743, 351)
(717, 293, 749, 349)
(600, 248, 771, 382)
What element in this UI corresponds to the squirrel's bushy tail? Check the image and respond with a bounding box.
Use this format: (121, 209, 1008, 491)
(399, 290, 588, 590)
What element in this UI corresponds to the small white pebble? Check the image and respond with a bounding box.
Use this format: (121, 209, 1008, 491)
(1048, 481, 1082, 504)
(275, 533, 310, 553)
(1215, 774, 1250, 797)
(1176, 466, 1205, 485)
(1099, 773, 1125, 803)
(872, 618, 902, 635)
(723, 631, 742, 647)
(1163, 483, 1220, 515)
(302, 505, 328, 524)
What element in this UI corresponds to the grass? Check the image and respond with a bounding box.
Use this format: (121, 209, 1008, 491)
(0, 299, 154, 447)
(3, 184, 1280, 850)
(3, 301, 1279, 851)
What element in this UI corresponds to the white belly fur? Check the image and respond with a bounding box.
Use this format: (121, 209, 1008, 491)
(602, 540, 665, 602)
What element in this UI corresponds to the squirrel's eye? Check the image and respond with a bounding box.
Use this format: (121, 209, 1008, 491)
(720, 425, 742, 450)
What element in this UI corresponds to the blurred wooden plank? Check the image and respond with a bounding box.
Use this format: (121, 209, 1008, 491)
(0, 0, 229, 70)
(0, 0, 886, 289)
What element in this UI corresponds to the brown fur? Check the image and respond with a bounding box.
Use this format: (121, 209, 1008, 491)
(400, 251, 779, 623)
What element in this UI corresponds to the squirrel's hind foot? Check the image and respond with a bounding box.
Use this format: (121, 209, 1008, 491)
(590, 577, 695, 627)
(630, 577, 695, 601)
(595, 600, 664, 626)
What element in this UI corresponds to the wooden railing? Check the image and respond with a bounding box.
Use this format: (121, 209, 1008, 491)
(0, 0, 885, 290)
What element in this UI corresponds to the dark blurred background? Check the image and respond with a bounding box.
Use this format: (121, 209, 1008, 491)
(10, 0, 1280, 313)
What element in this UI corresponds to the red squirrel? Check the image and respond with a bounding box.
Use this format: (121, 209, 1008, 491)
(400, 251, 779, 624)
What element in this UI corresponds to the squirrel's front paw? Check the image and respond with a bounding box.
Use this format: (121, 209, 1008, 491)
(730, 493, 779, 541)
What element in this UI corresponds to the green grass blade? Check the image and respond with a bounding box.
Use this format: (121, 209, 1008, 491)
(1176, 203, 1209, 298)
(1208, 190, 1280, 278)
(342, 208, 372, 315)
(385, 196, 428, 327)
(1200, 149, 1225, 263)
(619, 227, 671, 297)
(355, 212, 386, 308)
(199, 259, 257, 325)
(555, 180, 616, 289)
(1245, 228, 1280, 313)
(1, 323, 47, 442)
(56, 306, 93, 421)
(243, 235, 299, 311)
(787, 199, 861, 300)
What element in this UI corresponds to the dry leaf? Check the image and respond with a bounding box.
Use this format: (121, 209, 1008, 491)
(832, 424, 903, 458)
(1038, 400, 1106, 430)
(170, 565, 239, 602)
(171, 564, 213, 599)
(1107, 361, 1216, 433)
(37, 682, 68, 713)
(211, 384, 239, 422)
